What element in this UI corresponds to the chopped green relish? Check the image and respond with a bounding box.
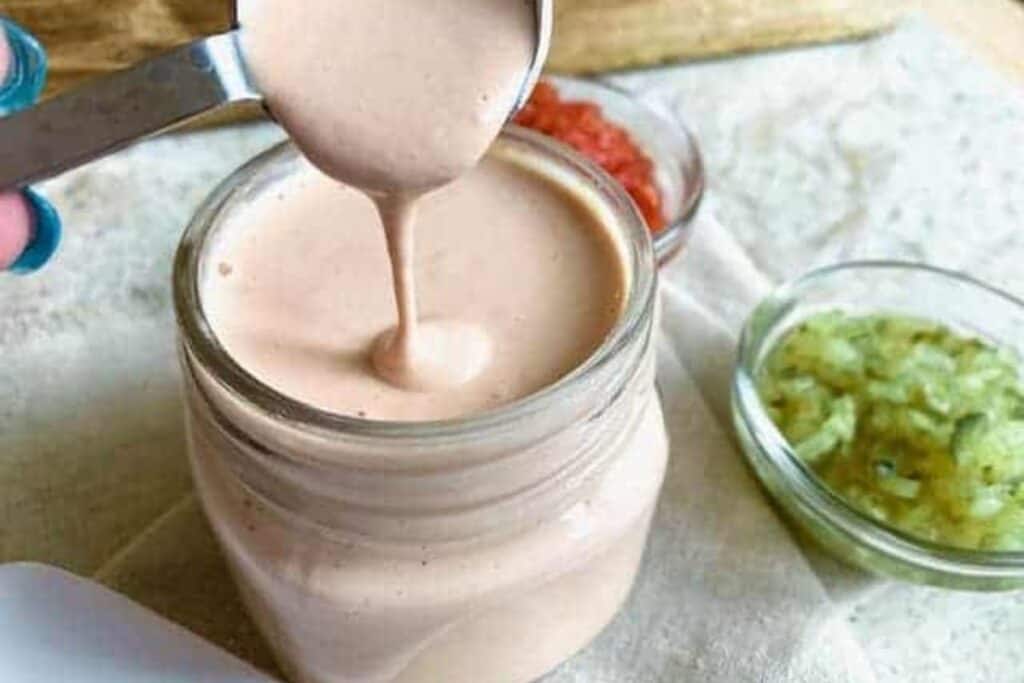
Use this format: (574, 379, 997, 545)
(758, 311, 1024, 551)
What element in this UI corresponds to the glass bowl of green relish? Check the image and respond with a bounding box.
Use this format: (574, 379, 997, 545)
(733, 261, 1024, 589)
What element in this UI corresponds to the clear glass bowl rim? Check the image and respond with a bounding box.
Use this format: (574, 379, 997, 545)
(542, 75, 706, 266)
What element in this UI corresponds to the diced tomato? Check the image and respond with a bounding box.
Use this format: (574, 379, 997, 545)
(514, 81, 665, 235)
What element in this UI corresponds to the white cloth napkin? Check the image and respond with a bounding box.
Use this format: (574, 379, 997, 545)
(549, 212, 877, 682)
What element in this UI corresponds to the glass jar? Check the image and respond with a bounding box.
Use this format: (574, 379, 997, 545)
(173, 128, 668, 683)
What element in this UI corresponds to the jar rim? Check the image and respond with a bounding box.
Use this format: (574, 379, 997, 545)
(733, 260, 1024, 586)
(173, 125, 658, 445)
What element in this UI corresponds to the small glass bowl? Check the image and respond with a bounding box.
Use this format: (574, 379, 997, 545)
(732, 261, 1024, 590)
(544, 75, 705, 266)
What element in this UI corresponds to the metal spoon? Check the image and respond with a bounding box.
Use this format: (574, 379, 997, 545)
(0, 0, 552, 192)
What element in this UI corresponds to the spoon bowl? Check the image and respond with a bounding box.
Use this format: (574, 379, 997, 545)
(0, 1, 555, 191)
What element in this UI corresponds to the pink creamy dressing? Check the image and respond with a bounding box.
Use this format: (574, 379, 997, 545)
(238, 0, 536, 392)
(189, 3, 668, 682)
(203, 152, 626, 421)
(190, 145, 664, 679)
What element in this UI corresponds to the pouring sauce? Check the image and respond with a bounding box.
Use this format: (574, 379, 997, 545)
(238, 0, 538, 392)
(188, 5, 666, 682)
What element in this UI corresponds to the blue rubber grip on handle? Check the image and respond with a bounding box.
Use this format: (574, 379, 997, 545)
(0, 18, 48, 116)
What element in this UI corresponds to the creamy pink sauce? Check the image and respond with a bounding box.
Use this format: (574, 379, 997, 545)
(202, 151, 626, 421)
(190, 393, 667, 683)
(238, 0, 536, 392)
(193, 146, 667, 682)
(192, 4, 668, 682)
(238, 0, 533, 194)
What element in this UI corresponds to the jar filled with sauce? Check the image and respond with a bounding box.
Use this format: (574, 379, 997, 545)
(173, 128, 668, 683)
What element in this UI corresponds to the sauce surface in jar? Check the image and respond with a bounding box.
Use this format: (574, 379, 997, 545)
(202, 149, 627, 421)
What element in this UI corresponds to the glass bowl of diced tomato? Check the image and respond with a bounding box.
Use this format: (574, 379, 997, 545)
(514, 76, 705, 266)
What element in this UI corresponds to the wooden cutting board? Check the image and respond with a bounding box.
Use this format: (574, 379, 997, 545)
(548, 0, 903, 73)
(919, 0, 1024, 85)
(3, 1, 1019, 121)
(0, 0, 902, 95)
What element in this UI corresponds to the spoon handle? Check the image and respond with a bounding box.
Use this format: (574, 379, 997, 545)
(0, 30, 262, 191)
